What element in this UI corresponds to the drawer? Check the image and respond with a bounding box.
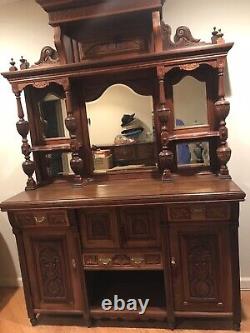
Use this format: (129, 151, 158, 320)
(79, 208, 119, 249)
(14, 210, 69, 227)
(168, 203, 231, 222)
(83, 252, 162, 270)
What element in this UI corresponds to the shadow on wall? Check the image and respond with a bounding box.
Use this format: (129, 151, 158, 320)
(225, 61, 232, 98)
(0, 230, 18, 287)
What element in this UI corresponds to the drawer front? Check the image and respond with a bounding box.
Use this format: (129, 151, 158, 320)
(119, 206, 161, 248)
(79, 208, 119, 248)
(14, 210, 69, 227)
(83, 252, 162, 270)
(168, 203, 231, 222)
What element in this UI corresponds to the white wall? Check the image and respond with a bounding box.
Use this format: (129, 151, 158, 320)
(0, 0, 249, 287)
(0, 0, 54, 286)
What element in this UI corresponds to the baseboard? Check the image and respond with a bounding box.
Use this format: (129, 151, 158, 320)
(0, 277, 23, 287)
(240, 277, 250, 290)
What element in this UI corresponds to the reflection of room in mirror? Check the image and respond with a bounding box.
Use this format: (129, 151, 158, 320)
(173, 76, 208, 128)
(176, 141, 210, 166)
(45, 152, 72, 177)
(85, 84, 154, 146)
(39, 94, 68, 139)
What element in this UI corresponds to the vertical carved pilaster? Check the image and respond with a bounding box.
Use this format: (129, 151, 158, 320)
(14, 90, 37, 190)
(157, 67, 173, 181)
(215, 59, 231, 179)
(64, 88, 84, 186)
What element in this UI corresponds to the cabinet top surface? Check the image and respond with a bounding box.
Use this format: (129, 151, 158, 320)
(0, 175, 245, 211)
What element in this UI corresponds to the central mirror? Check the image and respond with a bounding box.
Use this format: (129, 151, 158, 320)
(173, 76, 208, 128)
(85, 84, 155, 172)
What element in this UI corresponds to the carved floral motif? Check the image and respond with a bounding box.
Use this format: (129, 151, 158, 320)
(39, 245, 65, 298)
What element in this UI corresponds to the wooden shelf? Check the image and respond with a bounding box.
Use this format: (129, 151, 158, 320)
(31, 144, 71, 152)
(90, 306, 167, 320)
(169, 131, 219, 142)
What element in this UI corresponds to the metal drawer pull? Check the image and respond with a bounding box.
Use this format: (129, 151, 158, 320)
(34, 215, 46, 224)
(99, 257, 112, 265)
(170, 257, 176, 268)
(72, 258, 77, 270)
(131, 257, 144, 265)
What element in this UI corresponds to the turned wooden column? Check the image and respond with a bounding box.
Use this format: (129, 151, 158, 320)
(157, 67, 173, 181)
(14, 90, 37, 190)
(215, 59, 231, 178)
(64, 87, 84, 186)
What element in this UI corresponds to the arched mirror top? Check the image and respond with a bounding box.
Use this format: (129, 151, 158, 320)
(173, 75, 208, 128)
(85, 83, 155, 172)
(86, 84, 154, 146)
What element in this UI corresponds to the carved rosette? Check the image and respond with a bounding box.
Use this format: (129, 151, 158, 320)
(15, 91, 37, 190)
(64, 89, 85, 186)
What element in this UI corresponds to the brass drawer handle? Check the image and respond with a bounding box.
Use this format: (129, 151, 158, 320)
(34, 215, 46, 224)
(99, 257, 112, 265)
(170, 257, 176, 268)
(131, 256, 144, 265)
(72, 258, 77, 270)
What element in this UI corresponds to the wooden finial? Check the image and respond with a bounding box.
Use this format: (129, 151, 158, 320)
(20, 56, 30, 70)
(211, 27, 225, 44)
(9, 58, 17, 71)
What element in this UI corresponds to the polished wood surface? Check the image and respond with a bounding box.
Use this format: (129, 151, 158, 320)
(0, 175, 245, 210)
(0, 288, 250, 332)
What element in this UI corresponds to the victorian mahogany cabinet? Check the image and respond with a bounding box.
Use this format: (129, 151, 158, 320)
(0, 0, 245, 330)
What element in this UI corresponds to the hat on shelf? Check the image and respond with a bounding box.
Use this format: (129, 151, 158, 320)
(121, 113, 135, 127)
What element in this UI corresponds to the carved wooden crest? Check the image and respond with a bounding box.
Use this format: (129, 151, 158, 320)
(161, 23, 205, 49)
(33, 46, 59, 67)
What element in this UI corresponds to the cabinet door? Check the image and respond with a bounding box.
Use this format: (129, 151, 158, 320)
(23, 229, 83, 312)
(119, 207, 161, 248)
(79, 208, 119, 248)
(169, 224, 232, 312)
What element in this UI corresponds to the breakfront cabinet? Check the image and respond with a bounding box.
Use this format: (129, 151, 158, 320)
(0, 0, 245, 330)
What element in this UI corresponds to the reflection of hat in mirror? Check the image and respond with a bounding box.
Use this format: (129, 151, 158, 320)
(121, 113, 135, 127)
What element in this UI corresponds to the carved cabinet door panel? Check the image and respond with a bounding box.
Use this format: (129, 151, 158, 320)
(119, 206, 161, 248)
(169, 224, 232, 313)
(23, 229, 83, 312)
(79, 208, 119, 249)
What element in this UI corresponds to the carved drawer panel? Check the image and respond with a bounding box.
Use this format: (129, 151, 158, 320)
(14, 210, 69, 227)
(168, 203, 230, 222)
(119, 206, 161, 248)
(79, 208, 119, 248)
(83, 252, 162, 270)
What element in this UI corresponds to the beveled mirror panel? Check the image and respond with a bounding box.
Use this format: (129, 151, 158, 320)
(39, 94, 69, 139)
(173, 76, 208, 128)
(45, 151, 72, 177)
(85, 84, 156, 171)
(176, 141, 210, 167)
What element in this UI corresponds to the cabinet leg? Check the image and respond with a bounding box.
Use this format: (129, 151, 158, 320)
(233, 321, 241, 331)
(30, 315, 38, 326)
(168, 321, 176, 330)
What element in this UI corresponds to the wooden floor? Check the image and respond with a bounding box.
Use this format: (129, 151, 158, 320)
(0, 288, 250, 333)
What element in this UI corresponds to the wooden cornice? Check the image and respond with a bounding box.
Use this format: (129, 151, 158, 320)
(2, 42, 233, 86)
(36, 0, 164, 25)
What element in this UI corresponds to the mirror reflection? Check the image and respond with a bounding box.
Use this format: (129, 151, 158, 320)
(86, 84, 156, 171)
(176, 141, 210, 167)
(173, 76, 208, 128)
(39, 94, 69, 139)
(45, 152, 71, 177)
